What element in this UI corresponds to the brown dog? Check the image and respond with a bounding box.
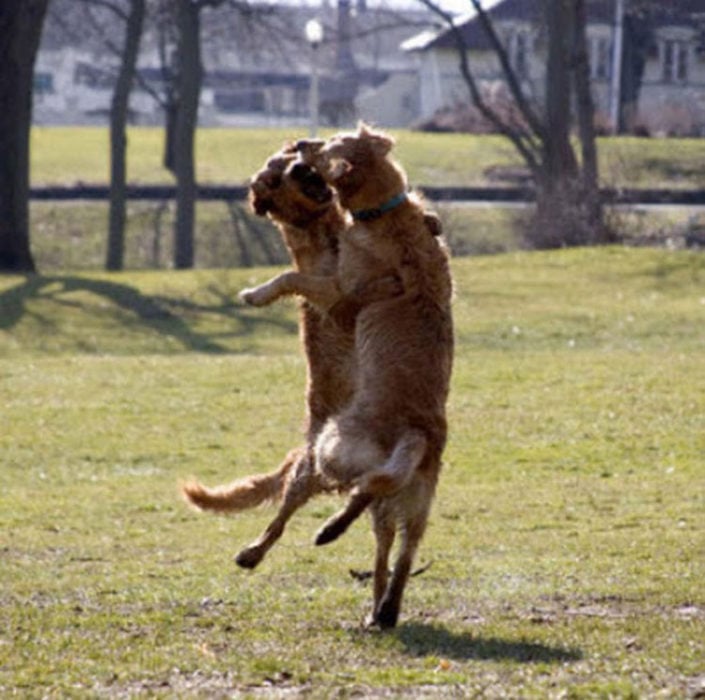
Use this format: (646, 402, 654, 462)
(240, 124, 454, 627)
(182, 144, 401, 568)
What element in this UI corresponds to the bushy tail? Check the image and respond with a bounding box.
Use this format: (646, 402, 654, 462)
(182, 447, 303, 513)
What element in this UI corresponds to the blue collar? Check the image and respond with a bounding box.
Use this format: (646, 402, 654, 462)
(351, 191, 408, 221)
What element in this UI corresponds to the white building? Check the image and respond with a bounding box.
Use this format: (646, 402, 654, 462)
(395, 0, 705, 135)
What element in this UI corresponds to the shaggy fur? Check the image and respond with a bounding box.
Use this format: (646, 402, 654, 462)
(240, 124, 454, 627)
(182, 144, 401, 568)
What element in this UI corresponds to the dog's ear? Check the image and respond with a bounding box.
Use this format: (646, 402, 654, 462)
(357, 122, 394, 157)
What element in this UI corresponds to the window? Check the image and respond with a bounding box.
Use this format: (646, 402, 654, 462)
(214, 90, 265, 113)
(590, 36, 611, 81)
(34, 72, 54, 94)
(663, 40, 689, 83)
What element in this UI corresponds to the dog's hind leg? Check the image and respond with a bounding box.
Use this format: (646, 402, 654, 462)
(235, 450, 323, 569)
(358, 429, 427, 496)
(367, 502, 395, 626)
(375, 493, 432, 629)
(314, 428, 427, 546)
(374, 522, 422, 629)
(315, 491, 374, 545)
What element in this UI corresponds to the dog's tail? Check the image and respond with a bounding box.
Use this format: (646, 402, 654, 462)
(182, 447, 303, 513)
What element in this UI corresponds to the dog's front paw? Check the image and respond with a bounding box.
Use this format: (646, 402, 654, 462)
(239, 287, 269, 307)
(235, 545, 264, 569)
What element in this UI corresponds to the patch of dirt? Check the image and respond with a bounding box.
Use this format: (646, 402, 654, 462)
(688, 675, 705, 699)
(522, 595, 705, 626)
(94, 669, 311, 699)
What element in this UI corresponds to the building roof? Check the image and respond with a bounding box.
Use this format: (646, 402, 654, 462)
(403, 0, 705, 53)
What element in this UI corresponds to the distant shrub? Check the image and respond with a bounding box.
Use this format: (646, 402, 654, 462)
(414, 82, 528, 135)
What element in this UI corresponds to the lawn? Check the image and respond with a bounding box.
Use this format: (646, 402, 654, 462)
(1, 247, 704, 697)
(30, 126, 705, 188)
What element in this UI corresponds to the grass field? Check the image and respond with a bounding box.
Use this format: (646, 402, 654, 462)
(30, 126, 705, 188)
(2, 247, 704, 697)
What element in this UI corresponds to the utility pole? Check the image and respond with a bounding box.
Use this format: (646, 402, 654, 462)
(609, 0, 625, 133)
(305, 19, 323, 137)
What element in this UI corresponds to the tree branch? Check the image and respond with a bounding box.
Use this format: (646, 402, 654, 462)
(418, 0, 541, 175)
(468, 0, 545, 141)
(80, 0, 128, 22)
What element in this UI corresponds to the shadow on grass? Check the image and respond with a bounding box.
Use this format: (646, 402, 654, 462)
(395, 622, 582, 664)
(641, 157, 705, 183)
(0, 274, 297, 354)
(642, 252, 704, 286)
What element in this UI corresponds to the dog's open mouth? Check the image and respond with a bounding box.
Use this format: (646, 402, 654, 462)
(288, 161, 333, 205)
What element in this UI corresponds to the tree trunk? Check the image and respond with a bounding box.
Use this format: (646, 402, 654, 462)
(620, 11, 652, 133)
(531, 0, 580, 248)
(106, 0, 146, 272)
(172, 0, 202, 270)
(572, 0, 616, 245)
(541, 0, 578, 186)
(532, 0, 614, 248)
(163, 99, 178, 174)
(573, 0, 597, 195)
(0, 0, 49, 273)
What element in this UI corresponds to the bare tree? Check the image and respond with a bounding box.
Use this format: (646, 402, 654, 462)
(420, 0, 615, 248)
(152, 0, 179, 173)
(149, 0, 225, 269)
(105, 0, 146, 271)
(0, 0, 50, 272)
(172, 0, 203, 269)
(52, 0, 147, 271)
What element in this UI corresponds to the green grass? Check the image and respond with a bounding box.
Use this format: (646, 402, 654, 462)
(30, 126, 705, 188)
(28, 127, 524, 187)
(1, 247, 704, 697)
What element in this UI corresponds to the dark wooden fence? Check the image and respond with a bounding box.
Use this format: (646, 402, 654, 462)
(29, 184, 705, 205)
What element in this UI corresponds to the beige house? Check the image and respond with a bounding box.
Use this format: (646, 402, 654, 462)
(395, 0, 705, 135)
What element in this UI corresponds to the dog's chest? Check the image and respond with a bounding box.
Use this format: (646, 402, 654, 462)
(338, 224, 400, 292)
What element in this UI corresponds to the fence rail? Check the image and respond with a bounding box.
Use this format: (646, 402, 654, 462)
(29, 184, 705, 205)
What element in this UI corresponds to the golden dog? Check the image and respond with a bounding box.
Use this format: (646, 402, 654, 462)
(240, 124, 454, 627)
